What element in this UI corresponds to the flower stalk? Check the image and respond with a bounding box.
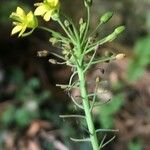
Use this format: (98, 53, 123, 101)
(77, 65, 99, 150)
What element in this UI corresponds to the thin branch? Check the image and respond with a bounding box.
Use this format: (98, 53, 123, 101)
(87, 56, 115, 66)
(99, 134, 107, 149)
(57, 19, 76, 45)
(88, 22, 102, 37)
(70, 137, 91, 142)
(81, 6, 90, 46)
(69, 71, 77, 86)
(83, 45, 98, 73)
(38, 26, 68, 41)
(61, 13, 80, 43)
(70, 95, 84, 109)
(90, 77, 100, 112)
(93, 99, 111, 107)
(100, 136, 116, 149)
(59, 115, 85, 119)
(49, 52, 66, 60)
(86, 32, 116, 54)
(96, 129, 119, 133)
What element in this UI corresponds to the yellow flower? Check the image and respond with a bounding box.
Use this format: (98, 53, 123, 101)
(10, 7, 38, 37)
(34, 0, 60, 22)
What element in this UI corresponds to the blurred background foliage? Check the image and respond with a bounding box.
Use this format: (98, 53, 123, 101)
(0, 0, 150, 150)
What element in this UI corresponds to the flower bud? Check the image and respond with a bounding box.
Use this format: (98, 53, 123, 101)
(49, 37, 58, 45)
(51, 12, 60, 21)
(49, 59, 57, 64)
(37, 50, 49, 57)
(100, 11, 113, 24)
(64, 20, 70, 27)
(115, 53, 125, 60)
(79, 18, 84, 25)
(114, 26, 125, 35)
(96, 77, 100, 83)
(84, 0, 92, 7)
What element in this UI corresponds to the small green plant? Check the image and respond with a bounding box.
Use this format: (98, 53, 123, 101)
(1, 69, 50, 128)
(10, 0, 125, 149)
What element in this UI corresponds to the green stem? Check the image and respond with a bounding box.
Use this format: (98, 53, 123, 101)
(77, 66, 99, 150)
(89, 22, 102, 37)
(38, 26, 65, 39)
(62, 13, 80, 43)
(86, 32, 116, 54)
(81, 6, 90, 46)
(57, 19, 76, 45)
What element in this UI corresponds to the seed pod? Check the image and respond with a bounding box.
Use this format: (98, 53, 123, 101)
(37, 50, 49, 57)
(115, 53, 125, 60)
(96, 77, 100, 83)
(64, 20, 70, 27)
(49, 37, 58, 45)
(48, 59, 57, 64)
(100, 11, 113, 24)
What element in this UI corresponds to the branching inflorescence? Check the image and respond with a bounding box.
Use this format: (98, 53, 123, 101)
(10, 0, 125, 149)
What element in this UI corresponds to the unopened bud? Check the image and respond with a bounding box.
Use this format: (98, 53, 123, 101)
(115, 53, 125, 60)
(114, 26, 125, 35)
(51, 12, 59, 21)
(64, 20, 70, 27)
(48, 59, 57, 64)
(96, 77, 100, 83)
(37, 50, 49, 57)
(62, 49, 68, 55)
(79, 18, 84, 25)
(100, 11, 113, 24)
(49, 37, 58, 45)
(84, 0, 92, 7)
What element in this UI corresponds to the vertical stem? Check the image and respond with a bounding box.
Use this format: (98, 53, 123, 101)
(81, 6, 90, 46)
(77, 66, 99, 150)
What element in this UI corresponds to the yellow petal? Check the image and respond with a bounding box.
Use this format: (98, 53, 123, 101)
(27, 11, 38, 28)
(47, 0, 59, 6)
(53, 0, 59, 6)
(18, 25, 27, 37)
(34, 5, 48, 16)
(10, 12, 21, 22)
(34, 3, 43, 7)
(27, 11, 34, 21)
(43, 10, 53, 21)
(16, 7, 25, 18)
(11, 25, 22, 35)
